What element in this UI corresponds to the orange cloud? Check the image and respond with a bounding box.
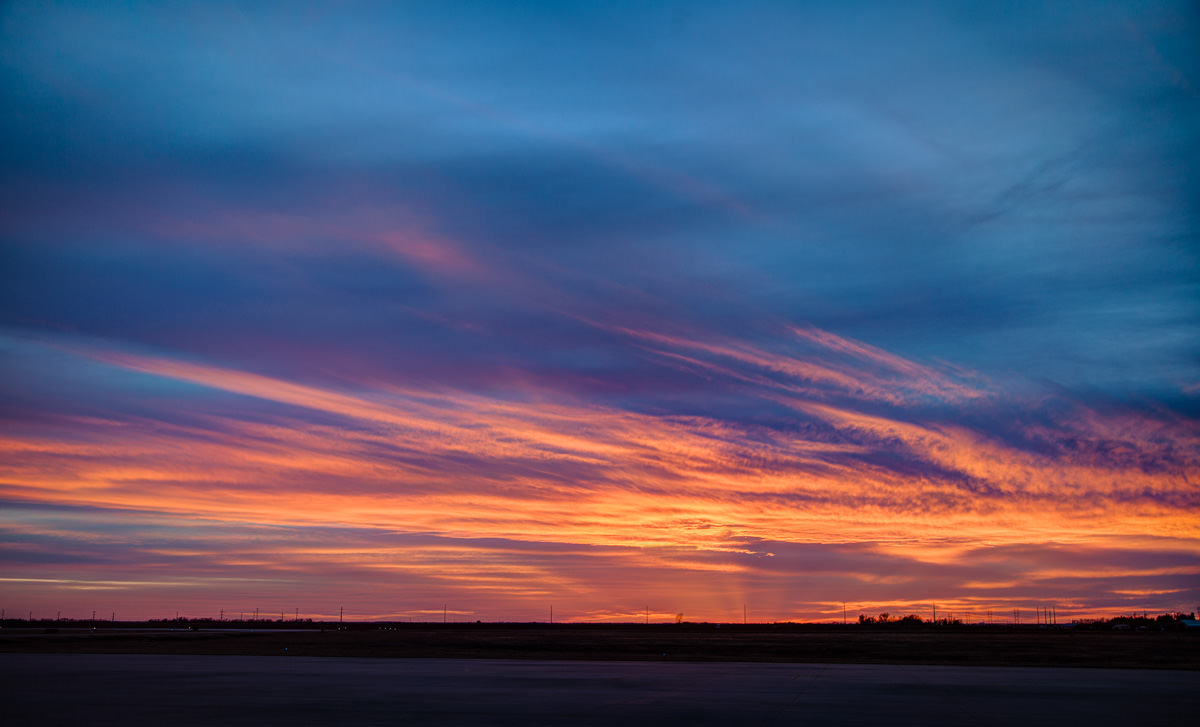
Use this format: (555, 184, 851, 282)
(3, 331, 1196, 621)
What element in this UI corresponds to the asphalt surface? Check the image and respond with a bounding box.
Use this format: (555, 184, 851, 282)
(1, 654, 1195, 726)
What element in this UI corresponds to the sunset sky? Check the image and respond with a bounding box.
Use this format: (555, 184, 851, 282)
(2, 1, 1198, 623)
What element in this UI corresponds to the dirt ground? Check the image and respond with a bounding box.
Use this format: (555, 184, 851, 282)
(5, 654, 1198, 726)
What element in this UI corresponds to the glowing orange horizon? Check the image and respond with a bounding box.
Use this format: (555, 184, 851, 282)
(2, 325, 1196, 623)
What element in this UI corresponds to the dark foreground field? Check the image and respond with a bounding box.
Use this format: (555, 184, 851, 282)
(2, 654, 1197, 726)
(2, 623, 1196, 669)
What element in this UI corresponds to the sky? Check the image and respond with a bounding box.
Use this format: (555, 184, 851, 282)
(1, 0, 1198, 623)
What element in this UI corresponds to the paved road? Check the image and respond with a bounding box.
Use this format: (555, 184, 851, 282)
(1, 654, 1195, 726)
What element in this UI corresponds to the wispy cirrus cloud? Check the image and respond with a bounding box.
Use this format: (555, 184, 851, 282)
(1, 0, 1197, 623)
(2, 325, 1195, 620)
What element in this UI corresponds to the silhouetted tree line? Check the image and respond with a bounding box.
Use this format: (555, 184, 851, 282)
(852, 611, 1197, 629)
(1071, 612, 1196, 631)
(858, 613, 957, 627)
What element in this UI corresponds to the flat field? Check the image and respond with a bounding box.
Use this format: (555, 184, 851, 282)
(1, 623, 1195, 669)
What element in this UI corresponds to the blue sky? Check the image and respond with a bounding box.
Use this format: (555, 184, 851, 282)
(1, 1, 1197, 621)
(4, 1, 1197, 395)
